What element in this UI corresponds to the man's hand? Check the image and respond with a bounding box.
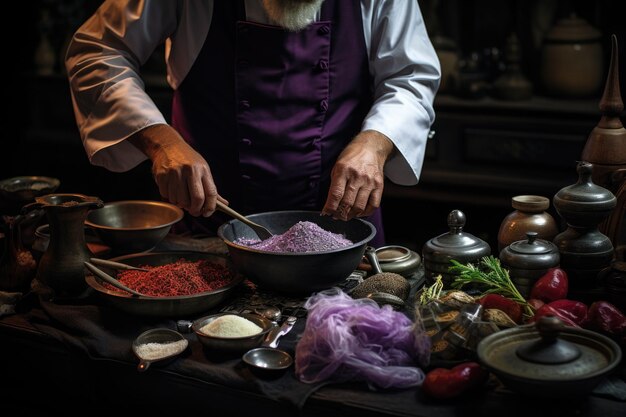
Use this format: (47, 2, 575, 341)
(322, 130, 394, 220)
(129, 124, 224, 217)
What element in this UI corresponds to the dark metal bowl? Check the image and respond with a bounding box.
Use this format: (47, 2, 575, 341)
(85, 200, 183, 253)
(217, 210, 376, 294)
(192, 312, 274, 353)
(85, 251, 244, 317)
(0, 176, 60, 203)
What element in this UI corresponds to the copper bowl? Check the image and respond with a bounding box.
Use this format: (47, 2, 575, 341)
(85, 200, 183, 253)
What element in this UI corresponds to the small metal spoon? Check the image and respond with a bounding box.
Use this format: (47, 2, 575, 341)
(255, 306, 282, 323)
(242, 316, 296, 371)
(216, 200, 274, 240)
(84, 261, 153, 298)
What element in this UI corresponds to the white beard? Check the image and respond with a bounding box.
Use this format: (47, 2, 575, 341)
(262, 0, 325, 32)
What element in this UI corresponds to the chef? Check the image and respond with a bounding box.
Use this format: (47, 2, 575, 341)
(65, 0, 440, 247)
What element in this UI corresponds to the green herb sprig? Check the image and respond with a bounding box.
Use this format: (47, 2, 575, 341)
(449, 256, 533, 316)
(417, 274, 444, 306)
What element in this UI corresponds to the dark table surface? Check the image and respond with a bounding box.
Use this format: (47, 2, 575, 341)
(1, 237, 625, 417)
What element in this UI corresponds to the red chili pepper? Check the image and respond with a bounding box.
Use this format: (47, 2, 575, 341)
(585, 301, 626, 337)
(478, 293, 523, 324)
(530, 268, 568, 303)
(547, 299, 588, 326)
(421, 362, 488, 399)
(532, 304, 580, 327)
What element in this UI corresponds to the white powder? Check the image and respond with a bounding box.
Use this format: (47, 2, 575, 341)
(135, 339, 188, 360)
(200, 314, 263, 338)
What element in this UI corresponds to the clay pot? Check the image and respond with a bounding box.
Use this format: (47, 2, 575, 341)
(497, 195, 559, 253)
(540, 14, 603, 98)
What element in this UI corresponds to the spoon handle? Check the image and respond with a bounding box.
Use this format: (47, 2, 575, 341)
(216, 200, 273, 240)
(267, 316, 297, 348)
(90, 257, 149, 272)
(84, 261, 148, 298)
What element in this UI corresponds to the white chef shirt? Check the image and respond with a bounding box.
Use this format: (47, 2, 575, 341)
(66, 0, 440, 186)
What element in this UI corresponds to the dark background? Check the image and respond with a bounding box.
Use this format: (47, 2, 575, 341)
(3, 0, 626, 253)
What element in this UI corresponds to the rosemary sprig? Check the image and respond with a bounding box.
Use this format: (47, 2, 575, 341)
(449, 256, 533, 316)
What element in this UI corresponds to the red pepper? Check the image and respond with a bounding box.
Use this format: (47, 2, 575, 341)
(478, 293, 523, 324)
(421, 362, 488, 399)
(532, 304, 580, 327)
(547, 299, 589, 326)
(530, 268, 568, 303)
(585, 301, 626, 337)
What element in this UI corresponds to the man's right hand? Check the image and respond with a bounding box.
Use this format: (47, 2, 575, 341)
(128, 124, 223, 217)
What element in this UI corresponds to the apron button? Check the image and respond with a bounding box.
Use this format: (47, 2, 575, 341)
(241, 175, 251, 181)
(318, 25, 330, 35)
(319, 99, 328, 112)
(239, 100, 251, 110)
(241, 138, 252, 146)
(308, 180, 318, 189)
(317, 59, 329, 70)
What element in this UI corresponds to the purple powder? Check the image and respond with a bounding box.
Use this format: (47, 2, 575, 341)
(234, 221, 353, 253)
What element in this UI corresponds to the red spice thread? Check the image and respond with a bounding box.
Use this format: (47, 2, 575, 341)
(102, 259, 235, 297)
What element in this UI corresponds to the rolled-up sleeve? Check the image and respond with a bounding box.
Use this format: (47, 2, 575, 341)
(361, 0, 441, 185)
(65, 0, 178, 172)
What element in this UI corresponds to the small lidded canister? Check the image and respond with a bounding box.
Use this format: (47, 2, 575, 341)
(499, 231, 560, 298)
(422, 210, 491, 287)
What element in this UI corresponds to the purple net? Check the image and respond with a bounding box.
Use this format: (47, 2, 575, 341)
(295, 289, 430, 389)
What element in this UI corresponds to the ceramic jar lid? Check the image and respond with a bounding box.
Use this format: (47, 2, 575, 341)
(500, 232, 560, 270)
(423, 210, 491, 258)
(422, 210, 491, 284)
(544, 14, 601, 42)
(553, 162, 616, 226)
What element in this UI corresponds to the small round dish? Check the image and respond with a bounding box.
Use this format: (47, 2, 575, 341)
(132, 328, 188, 372)
(375, 245, 421, 277)
(243, 347, 293, 371)
(192, 313, 274, 353)
(477, 316, 622, 398)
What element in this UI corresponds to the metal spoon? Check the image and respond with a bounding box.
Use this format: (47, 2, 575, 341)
(216, 200, 274, 240)
(242, 316, 296, 371)
(255, 306, 282, 323)
(84, 261, 153, 298)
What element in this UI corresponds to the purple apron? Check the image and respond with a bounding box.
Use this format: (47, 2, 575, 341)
(172, 0, 385, 247)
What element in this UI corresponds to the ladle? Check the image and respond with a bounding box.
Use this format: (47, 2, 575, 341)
(216, 200, 273, 240)
(89, 257, 149, 272)
(84, 261, 152, 298)
(242, 316, 296, 371)
(132, 328, 188, 372)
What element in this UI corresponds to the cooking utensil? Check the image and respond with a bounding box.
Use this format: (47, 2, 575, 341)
(85, 251, 244, 317)
(218, 210, 376, 293)
(132, 328, 188, 372)
(242, 316, 297, 370)
(84, 261, 150, 298)
(90, 257, 149, 272)
(255, 306, 282, 323)
(216, 200, 273, 240)
(267, 316, 297, 348)
(477, 315, 622, 398)
(192, 312, 274, 352)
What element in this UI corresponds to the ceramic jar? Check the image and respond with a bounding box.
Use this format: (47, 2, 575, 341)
(499, 232, 560, 298)
(497, 195, 559, 253)
(540, 14, 603, 98)
(422, 210, 491, 287)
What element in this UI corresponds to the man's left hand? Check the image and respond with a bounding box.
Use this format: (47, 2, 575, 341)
(322, 130, 394, 220)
